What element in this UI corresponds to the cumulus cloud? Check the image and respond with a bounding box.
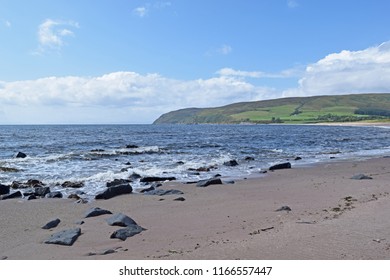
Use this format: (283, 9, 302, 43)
(0, 72, 275, 123)
(283, 41, 390, 97)
(35, 19, 79, 54)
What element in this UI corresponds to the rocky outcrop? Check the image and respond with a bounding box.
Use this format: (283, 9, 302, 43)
(15, 152, 27, 158)
(0, 191, 22, 200)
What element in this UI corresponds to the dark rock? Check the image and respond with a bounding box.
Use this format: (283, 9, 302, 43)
(91, 149, 105, 152)
(106, 179, 132, 188)
(68, 193, 81, 200)
(0, 184, 10, 195)
(224, 180, 235, 184)
(143, 189, 184, 196)
(196, 178, 223, 187)
(84, 207, 112, 218)
(1, 191, 22, 200)
(351, 174, 373, 180)
(126, 144, 139, 149)
(124, 162, 131, 166)
(44, 228, 81, 246)
(15, 152, 27, 158)
(110, 225, 145, 241)
(106, 213, 137, 227)
(245, 156, 255, 161)
(129, 172, 142, 180)
(140, 176, 176, 183)
(269, 162, 291, 171)
(27, 194, 37, 200)
(276, 206, 292, 212)
(176, 161, 185, 165)
(26, 179, 44, 187)
(34, 186, 50, 197)
(214, 174, 222, 177)
(10, 181, 28, 189)
(223, 160, 239, 167)
(294, 157, 302, 161)
(61, 181, 84, 188)
(188, 166, 213, 172)
(139, 186, 155, 193)
(45, 191, 63, 198)
(0, 166, 19, 172)
(174, 197, 186, 201)
(42, 218, 61, 229)
(95, 183, 133, 200)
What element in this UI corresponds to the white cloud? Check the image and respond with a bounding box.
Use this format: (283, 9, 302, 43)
(133, 7, 148, 17)
(218, 44, 233, 55)
(0, 72, 275, 124)
(283, 41, 390, 97)
(35, 19, 79, 54)
(217, 67, 303, 79)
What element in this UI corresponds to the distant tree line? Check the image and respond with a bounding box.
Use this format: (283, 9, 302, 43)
(354, 108, 390, 117)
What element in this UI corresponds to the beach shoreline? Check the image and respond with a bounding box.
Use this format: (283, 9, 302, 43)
(1, 156, 390, 260)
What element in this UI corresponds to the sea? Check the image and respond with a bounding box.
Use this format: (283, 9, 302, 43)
(1, 124, 390, 199)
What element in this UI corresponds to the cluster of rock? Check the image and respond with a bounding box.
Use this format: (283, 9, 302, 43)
(43, 207, 146, 246)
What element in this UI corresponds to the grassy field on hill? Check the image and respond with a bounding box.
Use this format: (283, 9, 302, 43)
(154, 93, 390, 124)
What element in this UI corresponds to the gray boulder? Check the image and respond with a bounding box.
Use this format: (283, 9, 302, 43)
(269, 162, 291, 171)
(223, 159, 239, 167)
(140, 176, 176, 183)
(110, 225, 145, 241)
(196, 178, 223, 187)
(42, 218, 61, 229)
(45, 191, 63, 198)
(106, 179, 132, 188)
(44, 228, 81, 246)
(34, 186, 50, 197)
(106, 213, 137, 227)
(84, 207, 112, 218)
(95, 183, 133, 200)
(351, 174, 373, 180)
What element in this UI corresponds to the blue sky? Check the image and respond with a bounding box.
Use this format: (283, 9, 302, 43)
(1, 0, 390, 124)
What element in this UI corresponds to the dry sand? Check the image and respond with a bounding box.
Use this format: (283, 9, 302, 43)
(1, 157, 390, 260)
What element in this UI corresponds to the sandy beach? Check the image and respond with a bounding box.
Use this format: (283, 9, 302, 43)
(1, 157, 390, 260)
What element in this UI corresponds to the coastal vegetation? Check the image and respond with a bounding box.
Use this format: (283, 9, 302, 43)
(153, 93, 390, 124)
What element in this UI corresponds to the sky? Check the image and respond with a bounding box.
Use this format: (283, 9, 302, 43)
(1, 0, 390, 124)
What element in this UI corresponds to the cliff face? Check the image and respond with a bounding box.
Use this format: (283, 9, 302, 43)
(153, 93, 390, 124)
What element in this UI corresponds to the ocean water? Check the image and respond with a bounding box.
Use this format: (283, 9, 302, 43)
(1, 124, 389, 199)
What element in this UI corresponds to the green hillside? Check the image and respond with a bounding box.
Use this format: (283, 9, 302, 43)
(153, 93, 390, 124)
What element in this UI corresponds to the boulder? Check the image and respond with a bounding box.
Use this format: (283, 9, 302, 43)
(0, 184, 10, 195)
(95, 183, 133, 200)
(351, 174, 373, 180)
(245, 156, 255, 161)
(126, 144, 139, 149)
(129, 172, 142, 180)
(26, 194, 37, 200)
(0, 191, 22, 200)
(223, 160, 239, 167)
(42, 218, 61, 229)
(45, 191, 63, 198)
(110, 225, 145, 241)
(15, 152, 27, 158)
(196, 178, 223, 187)
(84, 207, 113, 218)
(143, 189, 184, 196)
(140, 176, 176, 183)
(269, 162, 291, 171)
(106, 179, 132, 188)
(34, 186, 50, 197)
(174, 197, 186, 201)
(294, 156, 302, 161)
(61, 181, 84, 188)
(44, 228, 81, 246)
(106, 213, 137, 227)
(26, 179, 44, 187)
